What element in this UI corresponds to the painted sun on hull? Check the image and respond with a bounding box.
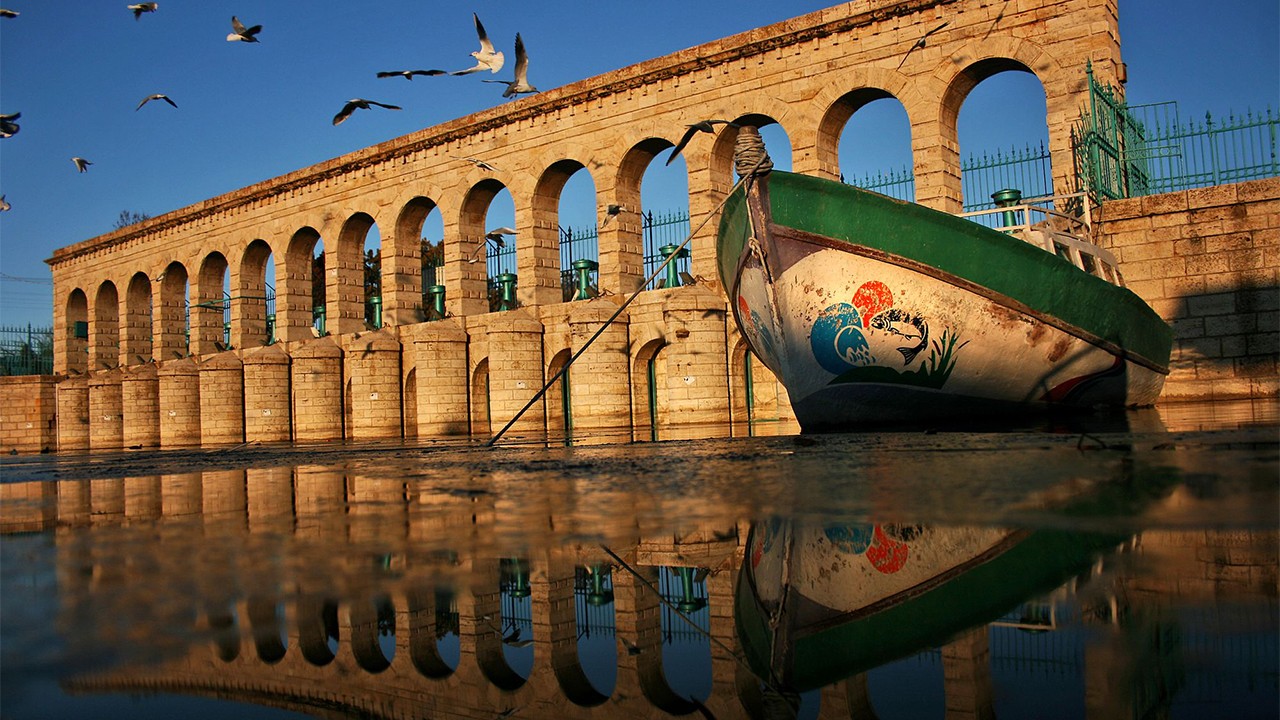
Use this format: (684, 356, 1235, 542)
(717, 166, 1173, 431)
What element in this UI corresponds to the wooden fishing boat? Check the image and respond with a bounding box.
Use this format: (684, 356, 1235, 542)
(734, 519, 1125, 692)
(717, 128, 1173, 430)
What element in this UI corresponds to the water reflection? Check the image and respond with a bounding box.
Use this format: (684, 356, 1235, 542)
(0, 408, 1276, 719)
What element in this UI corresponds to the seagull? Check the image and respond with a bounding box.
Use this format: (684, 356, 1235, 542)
(227, 16, 262, 43)
(128, 3, 157, 20)
(376, 69, 447, 80)
(136, 93, 177, 111)
(0, 195, 9, 212)
(455, 156, 499, 172)
(482, 34, 536, 98)
(666, 120, 738, 165)
(600, 204, 624, 228)
(897, 21, 949, 70)
(452, 13, 504, 75)
(332, 98, 401, 126)
(0, 112, 19, 138)
(72, 157, 93, 173)
(0, 9, 18, 18)
(485, 227, 516, 247)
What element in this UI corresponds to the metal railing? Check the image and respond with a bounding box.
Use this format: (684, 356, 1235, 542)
(849, 141, 1054, 212)
(0, 324, 54, 376)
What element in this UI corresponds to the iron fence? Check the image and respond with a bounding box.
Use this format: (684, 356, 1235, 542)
(0, 324, 54, 376)
(848, 142, 1054, 214)
(642, 209, 692, 289)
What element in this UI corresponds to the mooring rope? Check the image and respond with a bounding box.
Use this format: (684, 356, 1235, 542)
(485, 135, 774, 447)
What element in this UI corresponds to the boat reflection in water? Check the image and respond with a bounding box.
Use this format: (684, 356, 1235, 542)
(1, 416, 1276, 719)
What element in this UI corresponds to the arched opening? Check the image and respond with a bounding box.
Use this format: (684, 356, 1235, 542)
(336, 212, 380, 334)
(247, 597, 288, 664)
(155, 263, 189, 360)
(206, 602, 240, 663)
(284, 227, 325, 339)
(398, 196, 444, 322)
(833, 90, 915, 201)
(239, 239, 274, 348)
(92, 281, 120, 370)
(498, 557, 534, 680)
(64, 288, 88, 373)
(470, 357, 490, 436)
(403, 367, 418, 438)
(538, 160, 598, 302)
(659, 566, 712, 703)
(729, 339, 794, 437)
(545, 349, 572, 442)
(635, 138, 692, 291)
(630, 339, 666, 442)
(124, 272, 152, 364)
(297, 596, 340, 666)
(950, 60, 1052, 216)
(194, 252, 230, 354)
(350, 594, 396, 673)
(574, 563, 617, 698)
(408, 586, 459, 679)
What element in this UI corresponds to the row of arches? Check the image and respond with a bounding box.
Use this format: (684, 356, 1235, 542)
(56, 47, 1064, 375)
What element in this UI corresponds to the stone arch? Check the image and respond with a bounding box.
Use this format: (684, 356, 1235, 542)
(812, 69, 913, 181)
(297, 596, 340, 666)
(155, 262, 189, 360)
(91, 280, 120, 370)
(615, 137, 682, 296)
(407, 588, 456, 679)
(282, 226, 324, 342)
(470, 357, 490, 436)
(333, 211, 378, 336)
(206, 603, 240, 663)
(349, 595, 395, 673)
(193, 252, 229, 355)
(403, 367, 418, 438)
(123, 272, 153, 364)
(545, 348, 572, 440)
(456, 179, 510, 316)
(631, 337, 666, 442)
(247, 597, 288, 664)
(237, 239, 274, 348)
(537, 157, 597, 305)
(397, 196, 441, 324)
(63, 288, 89, 373)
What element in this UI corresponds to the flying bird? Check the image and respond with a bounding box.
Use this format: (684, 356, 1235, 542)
(666, 120, 738, 165)
(0, 9, 18, 18)
(455, 156, 499, 172)
(332, 98, 401, 126)
(600, 204, 624, 228)
(128, 3, 157, 20)
(452, 13, 504, 75)
(227, 15, 262, 43)
(72, 157, 93, 173)
(485, 227, 516, 247)
(0, 195, 10, 212)
(896, 21, 949, 70)
(376, 69, 447, 80)
(482, 33, 536, 98)
(0, 112, 19, 138)
(136, 93, 177, 110)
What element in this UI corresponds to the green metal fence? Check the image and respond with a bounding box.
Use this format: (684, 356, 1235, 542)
(849, 141, 1054, 213)
(0, 324, 54, 376)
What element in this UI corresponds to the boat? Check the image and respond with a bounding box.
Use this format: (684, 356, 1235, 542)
(716, 128, 1173, 431)
(733, 518, 1128, 694)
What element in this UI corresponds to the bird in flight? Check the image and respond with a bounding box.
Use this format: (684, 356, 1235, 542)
(227, 16, 262, 43)
(455, 156, 499, 172)
(0, 112, 19, 138)
(0, 8, 18, 18)
(468, 227, 516, 262)
(482, 33, 537, 98)
(332, 98, 401, 126)
(376, 69, 447, 80)
(128, 3, 157, 20)
(667, 120, 738, 165)
(452, 13, 504, 75)
(0, 195, 10, 212)
(136, 93, 177, 110)
(897, 21, 949, 70)
(72, 157, 93, 173)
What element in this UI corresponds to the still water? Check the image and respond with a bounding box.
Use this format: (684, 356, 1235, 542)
(1, 401, 1277, 719)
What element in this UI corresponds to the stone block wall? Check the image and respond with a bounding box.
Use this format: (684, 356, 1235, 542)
(0, 376, 57, 454)
(1099, 177, 1279, 401)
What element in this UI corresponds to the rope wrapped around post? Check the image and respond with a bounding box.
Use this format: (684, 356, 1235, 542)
(734, 126, 774, 178)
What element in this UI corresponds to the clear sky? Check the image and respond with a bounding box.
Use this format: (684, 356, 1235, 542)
(0, 0, 1276, 328)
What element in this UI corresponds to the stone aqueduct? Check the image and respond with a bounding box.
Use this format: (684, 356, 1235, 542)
(45, 0, 1126, 447)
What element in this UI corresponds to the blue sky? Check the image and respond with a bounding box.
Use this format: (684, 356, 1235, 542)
(0, 0, 1276, 328)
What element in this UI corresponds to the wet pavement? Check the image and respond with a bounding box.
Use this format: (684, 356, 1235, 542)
(1, 400, 1276, 719)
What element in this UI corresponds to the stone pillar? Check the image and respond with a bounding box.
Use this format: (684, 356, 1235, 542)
(294, 465, 346, 541)
(158, 357, 201, 448)
(199, 352, 245, 446)
(87, 369, 124, 451)
(291, 337, 344, 442)
(567, 301, 631, 439)
(56, 375, 89, 452)
(942, 626, 994, 720)
(486, 309, 546, 441)
(246, 467, 294, 535)
(243, 344, 292, 443)
(122, 363, 160, 450)
(347, 330, 403, 440)
(411, 319, 471, 437)
(660, 286, 730, 438)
